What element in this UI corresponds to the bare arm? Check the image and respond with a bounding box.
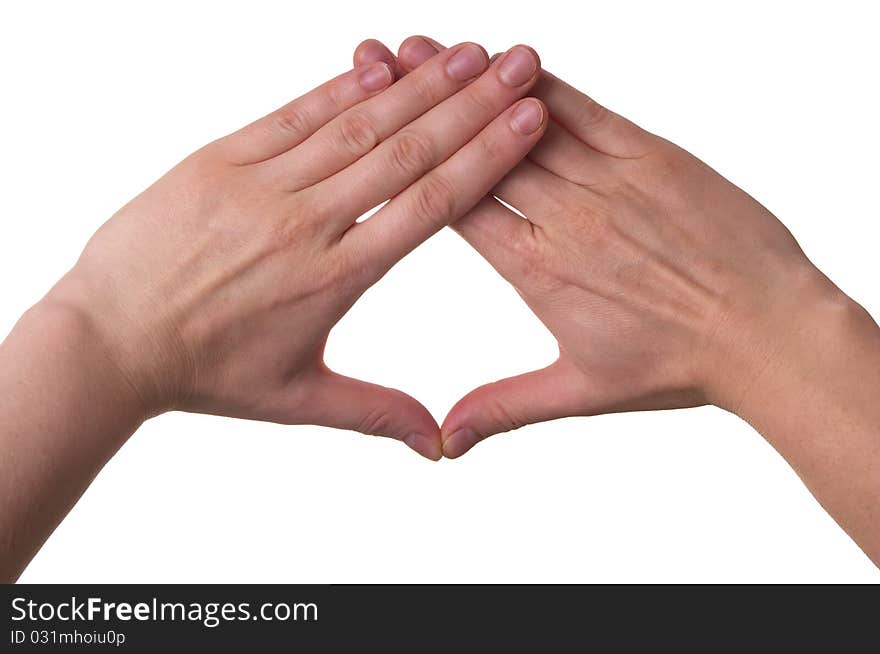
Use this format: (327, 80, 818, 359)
(0, 301, 145, 581)
(729, 293, 880, 563)
(374, 35, 880, 566)
(0, 41, 548, 581)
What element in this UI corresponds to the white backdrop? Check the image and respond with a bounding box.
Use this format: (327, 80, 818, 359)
(2, 1, 878, 582)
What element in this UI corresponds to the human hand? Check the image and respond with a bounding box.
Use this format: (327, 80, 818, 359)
(357, 37, 850, 457)
(47, 42, 547, 460)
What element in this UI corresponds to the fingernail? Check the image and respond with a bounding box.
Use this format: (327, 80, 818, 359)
(355, 39, 391, 67)
(404, 433, 442, 461)
(443, 428, 480, 458)
(510, 99, 544, 135)
(446, 43, 488, 81)
(402, 36, 440, 68)
(497, 46, 538, 87)
(358, 62, 392, 92)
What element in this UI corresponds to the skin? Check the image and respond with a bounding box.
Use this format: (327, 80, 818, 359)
(357, 36, 880, 567)
(0, 43, 549, 581)
(1, 37, 877, 582)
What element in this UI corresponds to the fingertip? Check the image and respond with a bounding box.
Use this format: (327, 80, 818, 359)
(357, 61, 394, 93)
(422, 36, 445, 51)
(496, 44, 541, 88)
(441, 428, 480, 459)
(353, 38, 396, 69)
(404, 432, 443, 461)
(466, 41, 490, 61)
(440, 401, 481, 458)
(510, 97, 547, 136)
(396, 393, 442, 460)
(502, 43, 541, 68)
(445, 42, 490, 82)
(398, 35, 441, 71)
(512, 44, 541, 70)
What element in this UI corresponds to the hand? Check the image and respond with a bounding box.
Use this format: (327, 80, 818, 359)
(47, 42, 547, 460)
(356, 37, 854, 457)
(403, 35, 879, 564)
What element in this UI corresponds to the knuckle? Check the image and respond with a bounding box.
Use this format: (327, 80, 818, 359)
(274, 104, 311, 136)
(338, 244, 382, 288)
(286, 190, 327, 235)
(508, 230, 544, 268)
(263, 216, 304, 259)
(474, 129, 504, 163)
(410, 74, 444, 108)
(613, 256, 646, 287)
(322, 253, 357, 294)
(196, 138, 225, 161)
(288, 249, 359, 302)
(508, 232, 563, 293)
(328, 248, 372, 296)
(261, 193, 329, 259)
(641, 148, 701, 195)
(573, 96, 610, 131)
(389, 131, 436, 177)
(337, 109, 379, 155)
(572, 204, 613, 248)
(477, 134, 506, 166)
(483, 394, 523, 434)
(411, 174, 458, 226)
(357, 402, 396, 437)
(174, 152, 231, 208)
(463, 87, 498, 118)
(325, 79, 350, 111)
(295, 187, 328, 226)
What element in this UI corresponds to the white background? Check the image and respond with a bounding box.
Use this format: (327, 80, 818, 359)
(2, 1, 878, 582)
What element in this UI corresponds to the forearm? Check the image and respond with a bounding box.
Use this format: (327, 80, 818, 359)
(0, 295, 146, 581)
(731, 285, 880, 565)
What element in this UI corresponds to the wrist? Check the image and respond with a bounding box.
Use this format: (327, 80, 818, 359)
(701, 261, 871, 421)
(40, 267, 188, 419)
(701, 266, 880, 565)
(13, 294, 151, 429)
(0, 284, 152, 582)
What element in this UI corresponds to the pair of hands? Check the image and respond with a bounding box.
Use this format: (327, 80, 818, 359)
(47, 35, 836, 461)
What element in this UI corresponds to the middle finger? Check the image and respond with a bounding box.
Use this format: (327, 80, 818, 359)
(316, 45, 542, 227)
(267, 42, 490, 190)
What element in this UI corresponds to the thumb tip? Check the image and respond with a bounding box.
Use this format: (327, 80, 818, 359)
(441, 427, 481, 459)
(403, 432, 443, 461)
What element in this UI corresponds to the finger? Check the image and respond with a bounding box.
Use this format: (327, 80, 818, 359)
(491, 158, 576, 224)
(450, 196, 535, 282)
(347, 97, 548, 272)
(269, 42, 491, 190)
(397, 35, 653, 159)
(441, 359, 587, 458)
(321, 45, 542, 226)
(397, 35, 446, 71)
(392, 41, 614, 230)
(353, 38, 406, 80)
(396, 36, 614, 182)
(393, 39, 586, 242)
(531, 71, 653, 158)
(297, 369, 442, 461)
(528, 120, 617, 185)
(221, 63, 394, 165)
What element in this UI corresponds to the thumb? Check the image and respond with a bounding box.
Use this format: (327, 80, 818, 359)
(297, 369, 441, 460)
(441, 358, 587, 458)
